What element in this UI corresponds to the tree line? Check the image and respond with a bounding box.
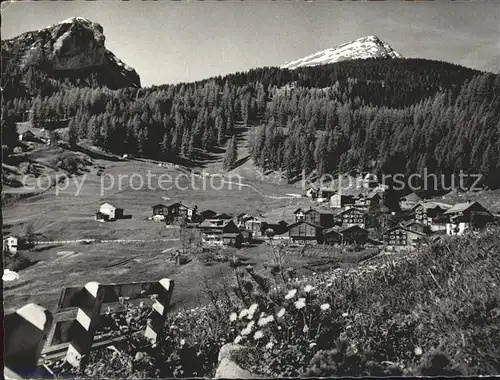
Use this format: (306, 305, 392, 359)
(2, 57, 499, 190)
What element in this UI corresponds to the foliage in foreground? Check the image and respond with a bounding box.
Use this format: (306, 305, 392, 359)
(52, 228, 500, 377)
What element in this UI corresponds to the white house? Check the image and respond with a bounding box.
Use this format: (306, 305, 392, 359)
(96, 202, 123, 221)
(3, 236, 18, 254)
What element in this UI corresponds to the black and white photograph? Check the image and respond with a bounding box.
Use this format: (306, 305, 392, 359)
(2, 0, 500, 378)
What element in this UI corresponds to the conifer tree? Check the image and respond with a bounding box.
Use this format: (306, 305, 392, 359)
(223, 135, 238, 171)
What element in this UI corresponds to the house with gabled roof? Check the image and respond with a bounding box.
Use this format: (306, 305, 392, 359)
(166, 201, 198, 223)
(323, 225, 369, 246)
(334, 207, 365, 228)
(199, 219, 242, 247)
(96, 202, 123, 221)
(383, 225, 426, 247)
(411, 201, 451, 231)
(3, 235, 19, 255)
(288, 220, 324, 245)
(444, 201, 494, 235)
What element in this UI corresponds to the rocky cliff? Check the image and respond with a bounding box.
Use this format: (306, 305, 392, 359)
(1, 17, 140, 96)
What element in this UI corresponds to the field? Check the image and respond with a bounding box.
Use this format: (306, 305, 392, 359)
(2, 143, 357, 314)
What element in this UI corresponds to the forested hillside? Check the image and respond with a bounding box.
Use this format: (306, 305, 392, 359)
(2, 58, 499, 190)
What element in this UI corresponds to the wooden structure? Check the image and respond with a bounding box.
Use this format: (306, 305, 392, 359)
(166, 202, 198, 223)
(288, 220, 324, 244)
(42, 278, 174, 368)
(383, 225, 425, 247)
(444, 201, 494, 236)
(4, 304, 53, 379)
(337, 207, 366, 228)
(411, 201, 451, 230)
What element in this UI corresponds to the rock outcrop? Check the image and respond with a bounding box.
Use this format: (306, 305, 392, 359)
(2, 17, 141, 91)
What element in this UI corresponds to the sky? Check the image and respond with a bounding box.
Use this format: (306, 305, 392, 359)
(2, 0, 499, 87)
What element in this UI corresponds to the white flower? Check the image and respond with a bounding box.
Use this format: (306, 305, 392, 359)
(229, 312, 237, 322)
(304, 285, 314, 293)
(309, 342, 317, 348)
(265, 342, 274, 349)
(294, 298, 306, 309)
(258, 315, 274, 326)
(277, 308, 286, 318)
(253, 330, 264, 340)
(180, 338, 185, 346)
(303, 324, 309, 333)
(320, 303, 330, 311)
(285, 289, 297, 300)
(414, 347, 423, 356)
(326, 282, 333, 287)
(248, 303, 259, 314)
(277, 326, 282, 330)
(239, 309, 249, 319)
(342, 312, 349, 317)
(234, 335, 243, 344)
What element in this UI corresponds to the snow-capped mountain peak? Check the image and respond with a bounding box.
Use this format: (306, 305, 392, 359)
(282, 35, 403, 69)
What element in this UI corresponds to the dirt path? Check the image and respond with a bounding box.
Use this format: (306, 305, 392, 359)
(34, 238, 180, 245)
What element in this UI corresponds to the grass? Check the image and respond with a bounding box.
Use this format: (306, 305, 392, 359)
(47, 227, 500, 378)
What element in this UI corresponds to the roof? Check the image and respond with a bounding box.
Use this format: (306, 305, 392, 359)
(100, 202, 115, 208)
(444, 201, 489, 215)
(293, 208, 304, 214)
(152, 204, 167, 208)
(401, 192, 422, 203)
(403, 221, 427, 228)
(340, 225, 369, 234)
(323, 227, 342, 236)
(288, 220, 323, 229)
(214, 213, 233, 219)
(411, 201, 452, 212)
(383, 225, 426, 236)
(168, 202, 196, 210)
(366, 191, 382, 199)
(199, 219, 236, 229)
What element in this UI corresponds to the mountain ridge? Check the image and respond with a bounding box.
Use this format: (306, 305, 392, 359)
(282, 35, 403, 69)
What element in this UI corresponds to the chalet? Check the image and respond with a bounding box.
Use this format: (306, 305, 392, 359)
(444, 201, 494, 236)
(294, 208, 306, 222)
(152, 204, 169, 217)
(330, 194, 356, 209)
(366, 192, 382, 213)
(239, 229, 253, 244)
(261, 220, 289, 237)
(288, 220, 324, 245)
(199, 219, 243, 248)
(96, 202, 123, 221)
(166, 202, 198, 223)
(403, 221, 429, 235)
(303, 208, 336, 228)
(322, 227, 343, 245)
(316, 188, 336, 202)
(383, 225, 426, 247)
(214, 213, 233, 220)
(3, 235, 18, 255)
(336, 207, 365, 228)
(399, 192, 423, 211)
(18, 130, 36, 142)
(238, 215, 263, 236)
(200, 209, 217, 222)
(411, 202, 451, 231)
(305, 186, 319, 198)
(340, 225, 369, 245)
